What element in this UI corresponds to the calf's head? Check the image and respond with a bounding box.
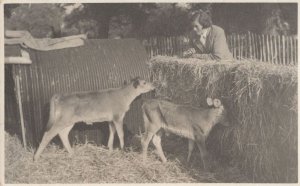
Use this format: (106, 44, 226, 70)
(131, 77, 155, 93)
(207, 97, 230, 127)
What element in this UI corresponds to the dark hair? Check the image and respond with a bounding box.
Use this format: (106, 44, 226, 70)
(190, 9, 212, 29)
(131, 76, 140, 88)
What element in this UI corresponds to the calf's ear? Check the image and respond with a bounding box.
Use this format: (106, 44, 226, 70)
(213, 99, 222, 107)
(207, 97, 213, 106)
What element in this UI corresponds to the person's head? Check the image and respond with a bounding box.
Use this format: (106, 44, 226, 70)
(190, 10, 212, 36)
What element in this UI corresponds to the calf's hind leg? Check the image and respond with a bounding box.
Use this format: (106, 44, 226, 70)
(34, 124, 64, 161)
(141, 111, 159, 162)
(58, 125, 74, 155)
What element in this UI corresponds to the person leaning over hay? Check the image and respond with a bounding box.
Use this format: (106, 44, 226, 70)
(183, 10, 233, 61)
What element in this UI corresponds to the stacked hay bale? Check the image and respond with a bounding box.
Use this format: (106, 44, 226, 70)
(149, 56, 297, 183)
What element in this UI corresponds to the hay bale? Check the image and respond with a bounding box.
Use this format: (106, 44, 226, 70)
(149, 56, 297, 183)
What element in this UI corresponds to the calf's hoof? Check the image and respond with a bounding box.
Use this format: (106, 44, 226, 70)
(33, 155, 39, 162)
(161, 158, 167, 163)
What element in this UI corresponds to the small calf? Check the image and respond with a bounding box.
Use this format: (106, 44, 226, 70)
(141, 98, 229, 169)
(33, 77, 155, 161)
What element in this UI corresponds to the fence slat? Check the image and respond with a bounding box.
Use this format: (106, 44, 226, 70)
(256, 33, 259, 60)
(294, 37, 297, 65)
(142, 33, 297, 65)
(282, 35, 286, 65)
(253, 33, 257, 60)
(289, 36, 293, 65)
(241, 34, 244, 60)
(290, 37, 293, 65)
(237, 34, 241, 60)
(262, 35, 265, 61)
(287, 36, 290, 65)
(271, 35, 274, 64)
(274, 35, 278, 65)
(248, 32, 252, 59)
(259, 35, 262, 61)
(266, 35, 270, 62)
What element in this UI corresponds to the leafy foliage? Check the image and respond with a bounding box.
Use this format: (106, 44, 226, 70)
(4, 3, 297, 39)
(63, 3, 156, 38)
(5, 4, 64, 38)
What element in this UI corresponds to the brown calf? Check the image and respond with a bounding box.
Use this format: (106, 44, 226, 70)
(141, 98, 229, 169)
(33, 77, 154, 161)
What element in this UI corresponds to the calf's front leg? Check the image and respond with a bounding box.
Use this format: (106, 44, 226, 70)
(152, 131, 167, 163)
(108, 122, 116, 151)
(187, 139, 195, 162)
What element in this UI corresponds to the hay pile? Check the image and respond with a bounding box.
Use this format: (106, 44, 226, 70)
(5, 132, 248, 183)
(149, 56, 297, 183)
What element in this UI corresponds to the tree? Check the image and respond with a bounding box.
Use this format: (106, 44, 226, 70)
(211, 3, 296, 35)
(63, 3, 156, 38)
(5, 4, 64, 38)
(141, 3, 190, 37)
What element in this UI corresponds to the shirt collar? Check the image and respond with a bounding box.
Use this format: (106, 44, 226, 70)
(201, 27, 211, 38)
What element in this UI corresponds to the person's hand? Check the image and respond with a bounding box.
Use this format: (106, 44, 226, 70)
(183, 48, 196, 58)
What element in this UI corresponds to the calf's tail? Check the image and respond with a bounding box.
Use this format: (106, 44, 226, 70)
(45, 95, 59, 131)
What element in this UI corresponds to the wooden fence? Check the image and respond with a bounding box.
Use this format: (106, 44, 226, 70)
(141, 32, 298, 65)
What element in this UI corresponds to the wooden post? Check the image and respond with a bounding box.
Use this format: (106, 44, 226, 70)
(15, 75, 27, 149)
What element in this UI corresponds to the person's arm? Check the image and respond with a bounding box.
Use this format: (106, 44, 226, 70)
(191, 28, 232, 60)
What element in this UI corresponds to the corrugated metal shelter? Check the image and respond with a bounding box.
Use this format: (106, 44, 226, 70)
(5, 39, 152, 148)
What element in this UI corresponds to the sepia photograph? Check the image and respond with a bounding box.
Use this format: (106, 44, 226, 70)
(3, 2, 298, 184)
